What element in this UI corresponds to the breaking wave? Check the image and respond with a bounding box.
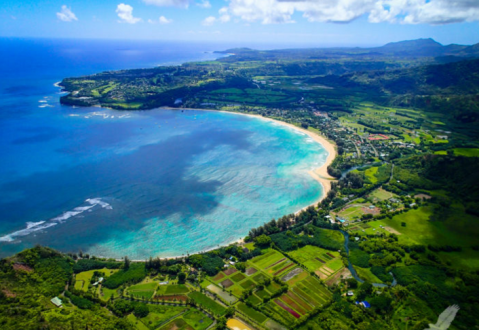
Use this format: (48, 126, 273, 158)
(0, 198, 112, 242)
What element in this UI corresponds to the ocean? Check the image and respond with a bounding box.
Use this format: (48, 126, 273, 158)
(0, 38, 327, 259)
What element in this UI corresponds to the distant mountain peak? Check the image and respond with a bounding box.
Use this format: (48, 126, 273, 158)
(382, 38, 443, 49)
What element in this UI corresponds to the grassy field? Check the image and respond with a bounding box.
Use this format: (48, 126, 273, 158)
(237, 302, 268, 324)
(157, 284, 189, 296)
(435, 148, 479, 157)
(128, 282, 158, 300)
(370, 205, 479, 247)
(182, 309, 213, 330)
(370, 188, 394, 201)
(140, 305, 187, 330)
(100, 287, 117, 301)
(188, 291, 226, 316)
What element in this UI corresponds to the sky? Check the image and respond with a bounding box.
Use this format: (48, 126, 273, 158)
(1, 0, 479, 47)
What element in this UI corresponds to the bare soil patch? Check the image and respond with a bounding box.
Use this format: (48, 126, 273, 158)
(245, 267, 257, 276)
(384, 226, 402, 235)
(315, 270, 328, 279)
(154, 295, 188, 302)
(220, 279, 234, 288)
(326, 267, 351, 287)
(213, 273, 225, 281)
(13, 264, 33, 273)
(281, 268, 303, 282)
(315, 257, 326, 264)
(415, 193, 431, 200)
(2, 289, 16, 298)
(224, 268, 237, 276)
(362, 206, 380, 215)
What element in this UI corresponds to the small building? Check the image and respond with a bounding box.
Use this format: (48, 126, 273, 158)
(354, 237, 360, 241)
(347, 291, 354, 296)
(369, 205, 375, 210)
(389, 198, 400, 203)
(360, 301, 371, 308)
(51, 297, 63, 308)
(410, 203, 416, 207)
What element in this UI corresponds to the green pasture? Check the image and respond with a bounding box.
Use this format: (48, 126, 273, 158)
(127, 282, 158, 300)
(188, 292, 226, 316)
(369, 205, 479, 247)
(370, 188, 394, 201)
(157, 284, 189, 296)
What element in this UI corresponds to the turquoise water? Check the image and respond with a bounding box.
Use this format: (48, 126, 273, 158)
(0, 39, 327, 259)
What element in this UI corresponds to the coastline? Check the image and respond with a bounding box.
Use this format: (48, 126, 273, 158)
(121, 107, 337, 262)
(163, 107, 337, 205)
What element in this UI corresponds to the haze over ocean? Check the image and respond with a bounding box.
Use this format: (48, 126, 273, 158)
(0, 38, 327, 259)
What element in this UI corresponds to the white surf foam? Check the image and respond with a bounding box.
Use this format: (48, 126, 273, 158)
(0, 198, 112, 242)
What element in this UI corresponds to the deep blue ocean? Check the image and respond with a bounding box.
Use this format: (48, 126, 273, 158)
(0, 38, 327, 259)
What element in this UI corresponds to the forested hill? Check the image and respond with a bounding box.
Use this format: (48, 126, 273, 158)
(309, 58, 479, 95)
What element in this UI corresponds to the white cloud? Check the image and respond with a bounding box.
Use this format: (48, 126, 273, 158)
(159, 16, 173, 24)
(202, 8, 231, 26)
(202, 16, 216, 26)
(148, 16, 173, 24)
(225, 0, 479, 25)
(196, 0, 211, 8)
(218, 7, 231, 23)
(116, 3, 142, 24)
(56, 5, 78, 22)
(143, 0, 189, 8)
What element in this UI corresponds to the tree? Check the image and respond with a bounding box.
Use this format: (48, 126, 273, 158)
(133, 304, 149, 318)
(124, 256, 130, 270)
(254, 234, 272, 248)
(178, 272, 186, 284)
(225, 307, 235, 318)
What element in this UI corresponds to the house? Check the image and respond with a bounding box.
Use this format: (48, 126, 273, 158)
(347, 291, 354, 296)
(369, 205, 375, 210)
(51, 297, 62, 308)
(355, 237, 360, 241)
